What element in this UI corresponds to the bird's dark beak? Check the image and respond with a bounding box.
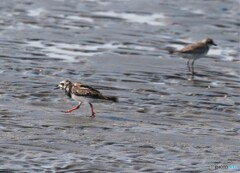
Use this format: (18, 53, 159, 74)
(54, 85, 60, 90)
(212, 42, 217, 46)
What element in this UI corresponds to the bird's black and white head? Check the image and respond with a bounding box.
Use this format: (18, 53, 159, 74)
(201, 38, 217, 46)
(55, 80, 72, 90)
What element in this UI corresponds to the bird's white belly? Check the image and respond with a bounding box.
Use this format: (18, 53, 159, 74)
(72, 95, 93, 103)
(71, 94, 104, 104)
(179, 51, 208, 60)
(179, 53, 195, 59)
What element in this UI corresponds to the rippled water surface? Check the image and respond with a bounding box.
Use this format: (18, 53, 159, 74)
(0, 0, 239, 172)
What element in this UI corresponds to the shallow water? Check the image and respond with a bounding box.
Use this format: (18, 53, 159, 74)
(0, 0, 239, 172)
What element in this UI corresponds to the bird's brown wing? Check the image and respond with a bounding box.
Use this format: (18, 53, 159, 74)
(72, 82, 105, 99)
(179, 42, 208, 54)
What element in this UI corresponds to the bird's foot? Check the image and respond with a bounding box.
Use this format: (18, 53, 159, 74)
(89, 112, 95, 118)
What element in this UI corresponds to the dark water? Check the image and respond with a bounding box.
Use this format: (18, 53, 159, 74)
(0, 0, 239, 172)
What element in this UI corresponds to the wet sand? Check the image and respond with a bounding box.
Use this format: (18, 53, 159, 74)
(0, 0, 239, 172)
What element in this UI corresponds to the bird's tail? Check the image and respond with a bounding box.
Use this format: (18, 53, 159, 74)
(104, 95, 118, 102)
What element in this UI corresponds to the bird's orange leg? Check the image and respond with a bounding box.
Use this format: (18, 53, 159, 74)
(63, 102, 82, 113)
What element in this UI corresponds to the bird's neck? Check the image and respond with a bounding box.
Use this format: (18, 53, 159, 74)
(65, 84, 72, 98)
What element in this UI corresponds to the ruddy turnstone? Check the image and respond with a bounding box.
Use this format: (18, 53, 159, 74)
(55, 80, 117, 118)
(169, 38, 217, 75)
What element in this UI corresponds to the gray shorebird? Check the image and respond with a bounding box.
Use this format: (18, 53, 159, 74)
(169, 38, 217, 75)
(55, 80, 117, 118)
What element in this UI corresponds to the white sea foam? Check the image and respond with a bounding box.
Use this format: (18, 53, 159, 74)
(181, 7, 204, 15)
(28, 8, 46, 17)
(208, 48, 238, 61)
(58, 14, 94, 23)
(27, 40, 156, 62)
(94, 11, 166, 26)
